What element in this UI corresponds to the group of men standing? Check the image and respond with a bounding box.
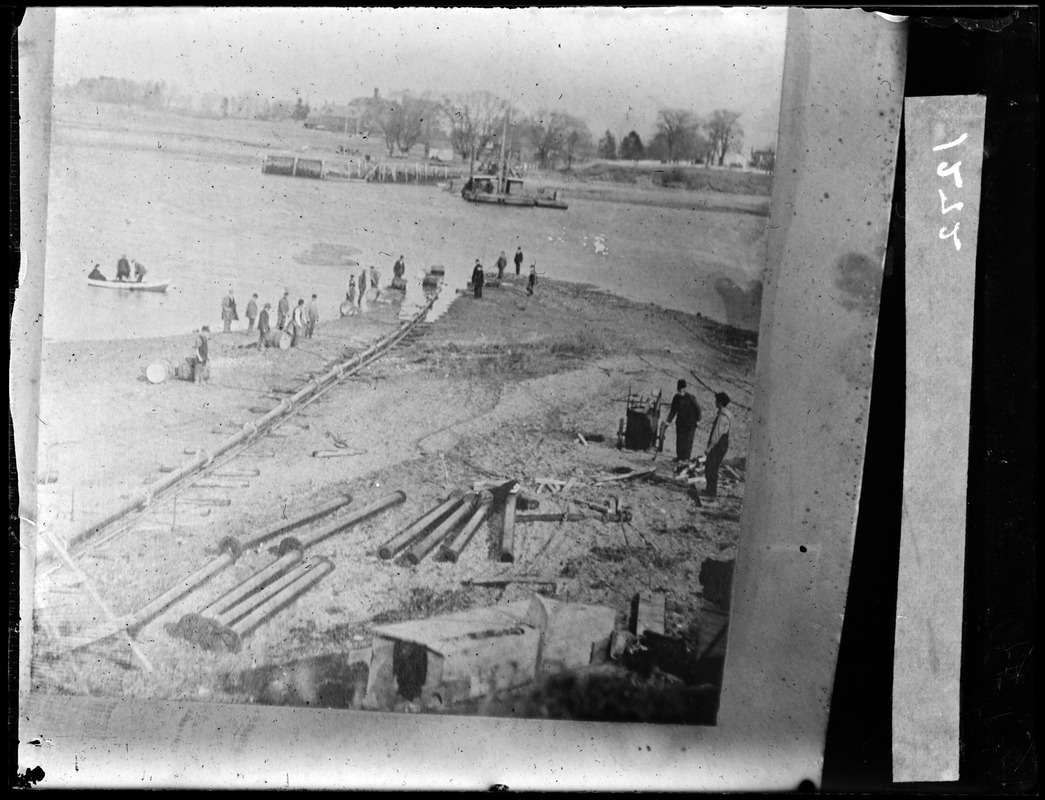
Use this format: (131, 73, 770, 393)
(219, 288, 320, 350)
(340, 265, 383, 317)
(471, 246, 534, 300)
(665, 379, 733, 501)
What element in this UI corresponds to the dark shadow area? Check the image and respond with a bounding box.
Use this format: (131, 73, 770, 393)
(822, 9, 1038, 793)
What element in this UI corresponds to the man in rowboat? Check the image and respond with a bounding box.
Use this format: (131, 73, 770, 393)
(133, 260, 147, 282)
(88, 264, 106, 281)
(116, 255, 131, 281)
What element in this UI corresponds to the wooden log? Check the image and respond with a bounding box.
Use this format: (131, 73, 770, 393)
(576, 433, 588, 446)
(177, 497, 233, 507)
(212, 468, 261, 478)
(515, 512, 588, 524)
(594, 468, 656, 485)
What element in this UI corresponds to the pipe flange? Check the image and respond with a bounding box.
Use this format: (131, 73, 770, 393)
(139, 491, 153, 509)
(242, 422, 258, 436)
(279, 399, 292, 413)
(219, 536, 243, 560)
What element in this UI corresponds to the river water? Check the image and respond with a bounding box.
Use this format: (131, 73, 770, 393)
(41, 123, 769, 342)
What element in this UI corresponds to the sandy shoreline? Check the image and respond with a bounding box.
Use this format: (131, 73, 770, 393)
(32, 273, 758, 721)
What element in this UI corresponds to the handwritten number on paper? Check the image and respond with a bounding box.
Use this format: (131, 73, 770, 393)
(936, 161, 963, 189)
(939, 222, 962, 251)
(932, 133, 968, 152)
(938, 189, 964, 215)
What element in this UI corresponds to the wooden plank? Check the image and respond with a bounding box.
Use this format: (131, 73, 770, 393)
(629, 590, 667, 637)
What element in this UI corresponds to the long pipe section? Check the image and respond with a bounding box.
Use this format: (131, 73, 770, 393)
(63, 293, 437, 555)
(406, 493, 478, 565)
(438, 492, 492, 563)
(230, 559, 335, 638)
(123, 494, 353, 635)
(279, 491, 407, 553)
(214, 558, 320, 626)
(196, 549, 302, 618)
(377, 491, 464, 560)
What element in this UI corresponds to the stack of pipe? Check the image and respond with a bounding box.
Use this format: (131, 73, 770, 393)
(438, 492, 493, 563)
(377, 491, 464, 560)
(167, 492, 406, 650)
(405, 493, 479, 565)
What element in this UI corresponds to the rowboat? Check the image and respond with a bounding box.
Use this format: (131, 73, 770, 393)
(88, 278, 170, 293)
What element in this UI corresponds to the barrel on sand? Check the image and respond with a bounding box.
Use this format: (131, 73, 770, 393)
(145, 361, 175, 384)
(266, 329, 293, 350)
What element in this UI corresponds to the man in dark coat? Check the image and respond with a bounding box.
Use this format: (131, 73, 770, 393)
(471, 259, 485, 299)
(277, 290, 291, 330)
(496, 251, 508, 279)
(514, 247, 524, 276)
(665, 379, 702, 463)
(256, 302, 271, 350)
(88, 264, 106, 281)
(116, 255, 131, 281)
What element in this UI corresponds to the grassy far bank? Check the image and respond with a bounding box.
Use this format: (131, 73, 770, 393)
(53, 98, 771, 207)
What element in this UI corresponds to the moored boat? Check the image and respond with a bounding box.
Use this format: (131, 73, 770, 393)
(88, 278, 171, 293)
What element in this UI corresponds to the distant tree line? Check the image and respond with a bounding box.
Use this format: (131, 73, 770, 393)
(600, 108, 749, 167)
(60, 76, 761, 170)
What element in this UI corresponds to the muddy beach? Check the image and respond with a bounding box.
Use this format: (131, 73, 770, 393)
(33, 271, 756, 723)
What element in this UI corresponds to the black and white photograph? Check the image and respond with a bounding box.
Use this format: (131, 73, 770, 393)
(12, 6, 1035, 793)
(26, 6, 785, 725)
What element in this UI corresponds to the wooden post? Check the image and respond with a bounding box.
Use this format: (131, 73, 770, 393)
(500, 484, 520, 563)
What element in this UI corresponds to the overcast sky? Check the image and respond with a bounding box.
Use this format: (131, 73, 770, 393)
(54, 7, 789, 150)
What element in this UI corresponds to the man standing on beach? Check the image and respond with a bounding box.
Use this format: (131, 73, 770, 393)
(665, 379, 702, 464)
(277, 290, 291, 330)
(306, 294, 319, 338)
(393, 255, 405, 280)
(472, 259, 485, 299)
(370, 266, 381, 300)
(526, 263, 538, 297)
(291, 298, 307, 347)
(358, 269, 368, 312)
(257, 302, 271, 349)
(496, 251, 508, 279)
(246, 293, 259, 334)
(514, 247, 524, 276)
(704, 392, 733, 500)
(221, 290, 239, 333)
(192, 327, 210, 383)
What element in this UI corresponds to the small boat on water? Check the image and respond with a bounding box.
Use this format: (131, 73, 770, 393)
(88, 278, 171, 293)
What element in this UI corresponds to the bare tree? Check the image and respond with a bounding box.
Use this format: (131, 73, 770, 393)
(442, 91, 506, 170)
(656, 108, 698, 164)
(526, 111, 593, 170)
(705, 109, 744, 166)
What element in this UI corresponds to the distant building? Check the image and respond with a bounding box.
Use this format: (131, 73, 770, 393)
(305, 90, 383, 134)
(749, 149, 776, 171)
(723, 152, 747, 169)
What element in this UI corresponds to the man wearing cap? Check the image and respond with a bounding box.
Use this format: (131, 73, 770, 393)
(704, 392, 733, 499)
(306, 294, 319, 338)
(665, 379, 702, 463)
(277, 290, 291, 330)
(257, 302, 271, 350)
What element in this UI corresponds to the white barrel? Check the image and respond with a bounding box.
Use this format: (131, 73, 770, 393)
(266, 330, 292, 350)
(145, 361, 173, 384)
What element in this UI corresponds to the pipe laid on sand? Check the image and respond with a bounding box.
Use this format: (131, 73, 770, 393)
(122, 494, 353, 636)
(63, 294, 437, 557)
(377, 491, 464, 560)
(230, 558, 335, 638)
(405, 493, 478, 565)
(196, 549, 302, 618)
(438, 492, 492, 563)
(213, 556, 317, 626)
(280, 491, 407, 554)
